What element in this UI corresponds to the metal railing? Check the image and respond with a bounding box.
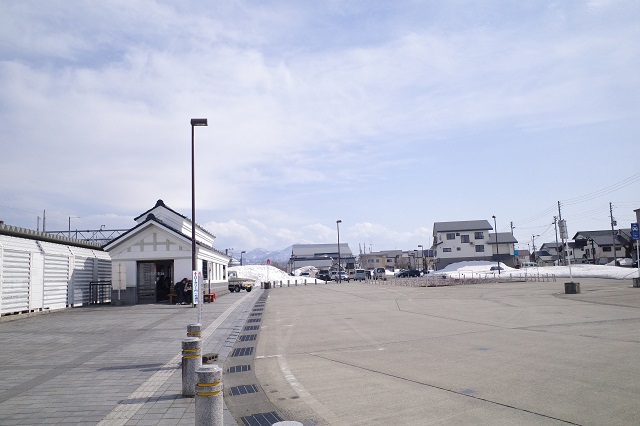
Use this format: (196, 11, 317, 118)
(89, 281, 112, 304)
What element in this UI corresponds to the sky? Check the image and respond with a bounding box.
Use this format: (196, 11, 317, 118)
(1, 0, 639, 255)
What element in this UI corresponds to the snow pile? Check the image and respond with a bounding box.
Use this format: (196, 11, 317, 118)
(293, 265, 318, 276)
(437, 261, 639, 279)
(229, 265, 315, 283)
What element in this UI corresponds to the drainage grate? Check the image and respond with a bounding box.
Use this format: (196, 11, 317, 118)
(231, 347, 254, 357)
(227, 365, 251, 373)
(247, 318, 261, 323)
(229, 384, 259, 396)
(239, 334, 257, 342)
(250, 312, 262, 317)
(244, 325, 259, 331)
(241, 411, 283, 426)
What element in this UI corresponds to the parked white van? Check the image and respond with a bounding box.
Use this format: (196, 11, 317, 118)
(373, 267, 387, 280)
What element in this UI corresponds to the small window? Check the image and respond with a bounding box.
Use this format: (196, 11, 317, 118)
(443, 248, 452, 252)
(447, 233, 455, 240)
(456, 247, 461, 251)
(474, 232, 484, 240)
(460, 235, 470, 243)
(202, 260, 208, 280)
(603, 247, 612, 252)
(475, 245, 485, 252)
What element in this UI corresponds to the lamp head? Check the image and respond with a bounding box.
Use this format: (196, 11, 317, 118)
(190, 118, 208, 126)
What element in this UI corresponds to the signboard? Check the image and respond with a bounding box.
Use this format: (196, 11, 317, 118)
(559, 219, 568, 240)
(192, 270, 199, 305)
(632, 223, 639, 241)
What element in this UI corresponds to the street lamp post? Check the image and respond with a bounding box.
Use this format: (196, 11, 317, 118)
(240, 251, 246, 266)
(336, 220, 342, 283)
(492, 215, 500, 274)
(191, 118, 207, 323)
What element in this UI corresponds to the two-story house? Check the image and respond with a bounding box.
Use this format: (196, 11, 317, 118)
(433, 220, 518, 269)
(433, 220, 494, 269)
(572, 229, 631, 264)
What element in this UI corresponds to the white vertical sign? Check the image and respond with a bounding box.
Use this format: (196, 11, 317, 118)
(192, 270, 199, 305)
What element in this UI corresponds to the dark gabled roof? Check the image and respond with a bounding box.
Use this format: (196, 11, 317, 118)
(487, 232, 518, 244)
(433, 220, 492, 233)
(534, 250, 558, 260)
(133, 199, 215, 239)
(103, 213, 229, 258)
(540, 242, 562, 249)
(573, 229, 631, 247)
(103, 213, 187, 250)
(134, 199, 186, 221)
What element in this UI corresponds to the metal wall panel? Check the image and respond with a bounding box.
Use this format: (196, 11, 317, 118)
(1, 249, 31, 314)
(43, 254, 70, 309)
(71, 256, 94, 306)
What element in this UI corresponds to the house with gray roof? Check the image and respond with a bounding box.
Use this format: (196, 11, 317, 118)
(433, 220, 518, 269)
(572, 229, 631, 264)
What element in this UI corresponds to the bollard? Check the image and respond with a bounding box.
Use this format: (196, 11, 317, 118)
(182, 337, 202, 397)
(187, 323, 202, 339)
(195, 364, 223, 426)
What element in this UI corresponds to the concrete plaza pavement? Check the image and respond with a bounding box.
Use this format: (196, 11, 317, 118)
(0, 287, 261, 426)
(252, 278, 640, 425)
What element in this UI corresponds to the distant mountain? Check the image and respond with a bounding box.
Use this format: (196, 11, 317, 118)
(233, 246, 292, 265)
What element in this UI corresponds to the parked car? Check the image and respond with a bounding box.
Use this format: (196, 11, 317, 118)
(521, 262, 537, 268)
(317, 269, 331, 281)
(396, 269, 421, 278)
(330, 271, 350, 282)
(373, 267, 387, 280)
(490, 266, 504, 272)
(354, 269, 367, 281)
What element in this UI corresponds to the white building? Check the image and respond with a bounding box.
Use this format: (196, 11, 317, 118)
(104, 200, 230, 304)
(433, 220, 518, 269)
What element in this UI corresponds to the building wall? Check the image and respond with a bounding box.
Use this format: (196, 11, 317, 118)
(436, 229, 491, 260)
(1, 233, 110, 317)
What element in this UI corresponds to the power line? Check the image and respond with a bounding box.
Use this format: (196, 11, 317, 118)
(561, 172, 640, 206)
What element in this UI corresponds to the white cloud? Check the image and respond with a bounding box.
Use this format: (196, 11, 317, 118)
(1, 1, 639, 254)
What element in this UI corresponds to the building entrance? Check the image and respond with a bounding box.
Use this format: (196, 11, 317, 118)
(136, 260, 174, 303)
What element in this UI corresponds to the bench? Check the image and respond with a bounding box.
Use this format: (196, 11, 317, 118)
(168, 286, 178, 304)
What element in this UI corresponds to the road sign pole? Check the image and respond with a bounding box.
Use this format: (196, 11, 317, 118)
(632, 223, 639, 278)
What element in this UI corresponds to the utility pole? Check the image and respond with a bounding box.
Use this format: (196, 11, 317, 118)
(557, 201, 565, 265)
(510, 221, 514, 235)
(553, 216, 560, 266)
(610, 202, 617, 266)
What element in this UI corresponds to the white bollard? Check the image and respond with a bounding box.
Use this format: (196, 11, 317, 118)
(187, 323, 202, 339)
(195, 364, 223, 426)
(182, 337, 202, 397)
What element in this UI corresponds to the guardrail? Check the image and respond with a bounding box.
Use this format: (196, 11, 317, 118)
(260, 273, 557, 290)
(89, 281, 112, 304)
